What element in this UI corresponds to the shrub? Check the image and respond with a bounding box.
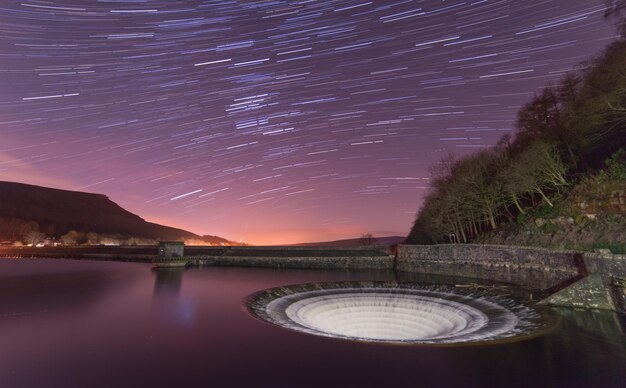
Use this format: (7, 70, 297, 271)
(543, 223, 557, 234)
(592, 241, 626, 254)
(606, 150, 626, 181)
(534, 203, 559, 218)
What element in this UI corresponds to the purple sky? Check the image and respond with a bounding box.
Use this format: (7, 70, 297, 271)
(0, 0, 619, 244)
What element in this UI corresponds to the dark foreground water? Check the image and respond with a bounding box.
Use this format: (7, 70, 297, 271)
(1, 259, 625, 388)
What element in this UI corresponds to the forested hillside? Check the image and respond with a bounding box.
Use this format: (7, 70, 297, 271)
(407, 5, 626, 248)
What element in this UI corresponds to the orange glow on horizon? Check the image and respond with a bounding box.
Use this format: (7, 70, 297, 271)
(142, 214, 380, 245)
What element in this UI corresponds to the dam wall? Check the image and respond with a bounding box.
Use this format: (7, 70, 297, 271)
(3, 244, 622, 310)
(396, 244, 583, 290)
(0, 245, 394, 270)
(397, 244, 626, 312)
(187, 246, 394, 270)
(541, 251, 626, 313)
(187, 255, 392, 270)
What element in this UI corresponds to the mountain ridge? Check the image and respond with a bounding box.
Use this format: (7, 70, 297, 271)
(0, 181, 230, 244)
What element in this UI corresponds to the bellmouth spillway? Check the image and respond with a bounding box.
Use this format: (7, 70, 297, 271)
(246, 282, 553, 345)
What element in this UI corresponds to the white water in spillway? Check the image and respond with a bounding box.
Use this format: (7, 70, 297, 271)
(247, 282, 549, 345)
(285, 293, 499, 341)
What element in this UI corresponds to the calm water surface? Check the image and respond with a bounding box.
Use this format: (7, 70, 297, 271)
(0, 258, 625, 388)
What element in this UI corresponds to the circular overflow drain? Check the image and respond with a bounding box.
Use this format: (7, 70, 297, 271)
(245, 282, 556, 345)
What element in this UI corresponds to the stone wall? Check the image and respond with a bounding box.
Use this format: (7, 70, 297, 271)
(396, 244, 583, 290)
(187, 255, 393, 270)
(187, 246, 395, 270)
(539, 251, 626, 313)
(582, 252, 626, 312)
(575, 183, 626, 216)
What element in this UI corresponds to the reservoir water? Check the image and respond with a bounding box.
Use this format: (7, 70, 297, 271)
(1, 258, 625, 387)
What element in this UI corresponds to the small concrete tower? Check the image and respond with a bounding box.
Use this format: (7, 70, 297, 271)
(158, 241, 185, 258)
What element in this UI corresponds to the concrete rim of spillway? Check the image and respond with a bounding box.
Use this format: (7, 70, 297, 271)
(244, 281, 559, 346)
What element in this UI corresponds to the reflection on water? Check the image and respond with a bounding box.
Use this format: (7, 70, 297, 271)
(152, 267, 195, 328)
(556, 307, 625, 339)
(153, 268, 185, 297)
(536, 308, 626, 387)
(0, 258, 625, 388)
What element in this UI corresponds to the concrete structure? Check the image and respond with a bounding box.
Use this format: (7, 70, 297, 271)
(186, 246, 393, 270)
(396, 244, 583, 290)
(541, 252, 626, 312)
(2, 242, 624, 312)
(155, 241, 187, 268)
(539, 274, 616, 310)
(158, 241, 184, 257)
(396, 244, 626, 313)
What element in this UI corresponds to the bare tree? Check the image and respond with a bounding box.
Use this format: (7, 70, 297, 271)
(24, 231, 46, 246)
(360, 233, 374, 246)
(60, 230, 79, 246)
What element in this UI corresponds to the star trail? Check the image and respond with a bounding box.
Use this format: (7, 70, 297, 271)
(0, 0, 619, 244)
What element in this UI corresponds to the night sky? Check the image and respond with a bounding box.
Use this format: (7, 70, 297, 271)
(0, 0, 619, 244)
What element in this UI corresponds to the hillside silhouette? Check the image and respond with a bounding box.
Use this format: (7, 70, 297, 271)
(0, 181, 229, 244)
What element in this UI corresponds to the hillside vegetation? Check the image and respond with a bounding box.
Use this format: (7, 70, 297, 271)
(407, 18, 626, 251)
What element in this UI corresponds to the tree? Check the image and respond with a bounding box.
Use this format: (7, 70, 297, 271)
(456, 151, 507, 230)
(501, 159, 531, 214)
(605, 0, 626, 36)
(86, 232, 100, 245)
(517, 87, 580, 167)
(518, 141, 568, 207)
(24, 231, 46, 246)
(563, 40, 626, 166)
(60, 230, 79, 246)
(407, 7, 625, 245)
